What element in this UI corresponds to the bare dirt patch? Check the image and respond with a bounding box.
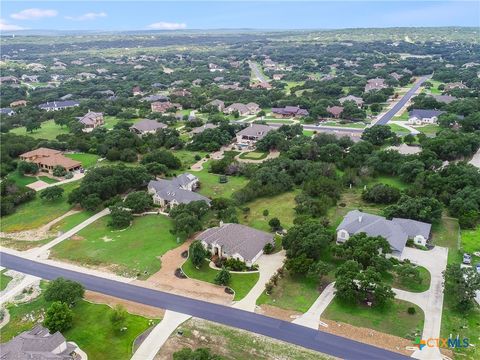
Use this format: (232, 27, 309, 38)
(256, 304, 302, 322)
(320, 319, 416, 357)
(138, 240, 232, 305)
(85, 290, 164, 318)
(71, 235, 84, 241)
(101, 235, 113, 242)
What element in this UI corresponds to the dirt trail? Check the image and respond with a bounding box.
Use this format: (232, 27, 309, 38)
(0, 209, 80, 241)
(138, 241, 232, 305)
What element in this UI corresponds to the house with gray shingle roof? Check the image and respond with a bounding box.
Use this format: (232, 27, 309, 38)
(130, 119, 167, 136)
(336, 210, 432, 256)
(235, 123, 274, 147)
(407, 109, 445, 125)
(197, 223, 274, 266)
(0, 325, 79, 360)
(77, 111, 104, 132)
(148, 173, 210, 209)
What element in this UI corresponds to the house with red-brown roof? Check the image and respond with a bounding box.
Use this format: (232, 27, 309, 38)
(327, 106, 344, 119)
(19, 148, 81, 173)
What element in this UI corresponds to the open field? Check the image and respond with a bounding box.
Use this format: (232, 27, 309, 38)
(461, 226, 480, 254)
(102, 116, 143, 130)
(171, 149, 208, 169)
(51, 214, 183, 278)
(182, 259, 259, 301)
(65, 153, 100, 168)
(10, 120, 69, 140)
(6, 172, 38, 187)
(388, 123, 411, 134)
(239, 191, 299, 232)
(319, 121, 367, 129)
(322, 298, 424, 339)
(367, 175, 410, 191)
(1, 182, 79, 233)
(303, 130, 315, 137)
(195, 162, 249, 199)
(413, 124, 440, 136)
(1, 286, 158, 360)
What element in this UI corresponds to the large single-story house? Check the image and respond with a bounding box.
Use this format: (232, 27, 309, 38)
(38, 101, 80, 111)
(0, 325, 79, 360)
(444, 82, 468, 91)
(271, 106, 309, 118)
(224, 103, 259, 116)
(19, 148, 81, 174)
(407, 109, 445, 125)
(197, 223, 274, 266)
(77, 111, 104, 132)
(339, 95, 364, 107)
(148, 173, 211, 208)
(208, 99, 225, 111)
(236, 123, 274, 146)
(430, 94, 457, 104)
(130, 119, 167, 136)
(336, 210, 431, 257)
(191, 123, 218, 135)
(140, 94, 169, 103)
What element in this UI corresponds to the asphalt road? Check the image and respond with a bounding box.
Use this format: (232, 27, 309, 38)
(0, 252, 409, 360)
(249, 61, 269, 83)
(375, 75, 432, 125)
(268, 122, 363, 141)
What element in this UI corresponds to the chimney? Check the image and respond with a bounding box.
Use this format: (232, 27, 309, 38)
(219, 220, 224, 227)
(358, 216, 363, 223)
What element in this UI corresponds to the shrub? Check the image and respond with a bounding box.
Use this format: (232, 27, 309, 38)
(265, 282, 274, 294)
(407, 307, 416, 315)
(44, 302, 73, 333)
(223, 258, 247, 271)
(44, 278, 85, 305)
(214, 268, 231, 286)
(263, 242, 274, 254)
(52, 165, 67, 177)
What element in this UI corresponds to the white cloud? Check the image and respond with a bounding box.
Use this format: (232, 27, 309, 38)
(11, 8, 58, 20)
(65, 12, 107, 21)
(147, 22, 187, 30)
(0, 18, 26, 31)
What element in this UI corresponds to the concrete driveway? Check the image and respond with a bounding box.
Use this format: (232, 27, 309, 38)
(233, 250, 285, 311)
(401, 246, 448, 360)
(293, 282, 335, 329)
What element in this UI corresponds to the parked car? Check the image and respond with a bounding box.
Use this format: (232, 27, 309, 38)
(463, 253, 472, 265)
(476, 263, 480, 274)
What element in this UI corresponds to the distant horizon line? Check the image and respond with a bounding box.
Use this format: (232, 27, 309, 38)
(0, 25, 475, 35)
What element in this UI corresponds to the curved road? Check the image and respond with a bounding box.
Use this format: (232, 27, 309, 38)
(375, 75, 432, 125)
(0, 252, 408, 360)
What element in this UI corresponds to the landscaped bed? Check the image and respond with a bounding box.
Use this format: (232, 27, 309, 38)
(322, 298, 424, 339)
(51, 214, 183, 278)
(1, 182, 79, 233)
(1, 286, 158, 360)
(182, 259, 259, 301)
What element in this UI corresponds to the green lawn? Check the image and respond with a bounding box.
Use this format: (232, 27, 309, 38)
(239, 191, 299, 232)
(384, 266, 431, 293)
(51, 214, 183, 278)
(1, 286, 157, 360)
(1, 182, 79, 233)
(302, 130, 315, 137)
(6, 172, 38, 187)
(461, 226, 480, 264)
(323, 298, 424, 339)
(38, 176, 59, 184)
(182, 259, 259, 301)
(368, 175, 409, 191)
(195, 162, 249, 199)
(388, 123, 411, 134)
(283, 81, 305, 95)
(238, 151, 269, 160)
(414, 124, 440, 136)
(10, 119, 69, 140)
(65, 153, 100, 168)
(320, 121, 367, 129)
(0, 269, 13, 291)
(256, 273, 321, 313)
(393, 110, 410, 121)
(50, 211, 93, 233)
(171, 149, 208, 170)
(264, 119, 295, 124)
(432, 216, 460, 264)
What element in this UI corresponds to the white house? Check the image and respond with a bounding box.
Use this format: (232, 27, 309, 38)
(407, 109, 445, 125)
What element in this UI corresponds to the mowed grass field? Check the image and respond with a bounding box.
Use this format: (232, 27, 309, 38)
(1, 182, 79, 233)
(239, 191, 299, 232)
(1, 286, 158, 360)
(238, 151, 268, 160)
(65, 153, 100, 168)
(10, 119, 69, 140)
(51, 214, 183, 278)
(322, 298, 424, 339)
(182, 259, 259, 301)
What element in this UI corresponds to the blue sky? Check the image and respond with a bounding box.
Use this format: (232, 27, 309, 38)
(1, 1, 478, 31)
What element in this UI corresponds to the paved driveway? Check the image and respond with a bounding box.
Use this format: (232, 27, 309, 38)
(401, 246, 448, 360)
